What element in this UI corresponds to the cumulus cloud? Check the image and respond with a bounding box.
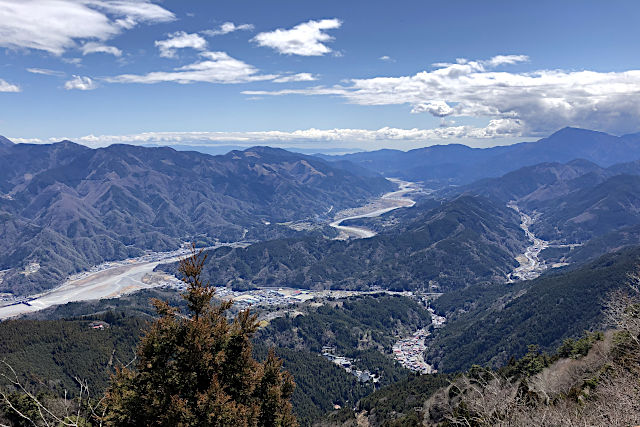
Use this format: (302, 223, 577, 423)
(411, 101, 453, 117)
(0, 79, 20, 92)
(106, 51, 278, 84)
(27, 68, 66, 77)
(81, 41, 122, 56)
(202, 22, 254, 37)
(0, 0, 174, 55)
(64, 75, 97, 90)
(379, 55, 394, 62)
(155, 31, 207, 58)
(242, 54, 640, 135)
(252, 18, 342, 56)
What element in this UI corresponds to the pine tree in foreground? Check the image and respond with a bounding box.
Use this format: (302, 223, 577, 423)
(103, 247, 297, 426)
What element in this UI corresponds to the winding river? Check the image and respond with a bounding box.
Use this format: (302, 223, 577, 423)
(508, 202, 549, 281)
(329, 178, 419, 239)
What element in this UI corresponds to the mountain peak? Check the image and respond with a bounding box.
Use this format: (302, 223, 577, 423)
(547, 127, 610, 139)
(0, 135, 14, 146)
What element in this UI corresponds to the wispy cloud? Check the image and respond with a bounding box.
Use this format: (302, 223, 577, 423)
(0, 79, 20, 92)
(0, 0, 174, 55)
(105, 51, 278, 84)
(62, 58, 83, 66)
(242, 54, 640, 135)
(202, 22, 254, 37)
(273, 73, 317, 83)
(27, 68, 66, 77)
(81, 42, 122, 57)
(64, 75, 97, 90)
(252, 18, 342, 56)
(379, 55, 394, 62)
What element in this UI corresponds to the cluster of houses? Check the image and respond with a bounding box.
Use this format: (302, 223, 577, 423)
(321, 346, 380, 384)
(391, 306, 446, 374)
(392, 328, 435, 374)
(215, 287, 312, 309)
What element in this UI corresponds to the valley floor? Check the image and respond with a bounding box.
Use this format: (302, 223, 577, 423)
(0, 244, 242, 319)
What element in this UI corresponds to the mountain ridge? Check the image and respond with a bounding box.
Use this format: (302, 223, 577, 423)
(322, 127, 640, 185)
(0, 140, 393, 295)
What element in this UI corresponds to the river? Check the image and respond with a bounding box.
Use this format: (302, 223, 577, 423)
(508, 202, 549, 281)
(329, 178, 419, 239)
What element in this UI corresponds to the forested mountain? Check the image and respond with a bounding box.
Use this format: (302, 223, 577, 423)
(329, 327, 640, 426)
(0, 139, 392, 295)
(322, 127, 640, 186)
(159, 195, 527, 292)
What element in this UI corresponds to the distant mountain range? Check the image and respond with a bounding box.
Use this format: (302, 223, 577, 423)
(0, 139, 392, 295)
(153, 128, 640, 294)
(321, 127, 640, 186)
(5, 126, 640, 296)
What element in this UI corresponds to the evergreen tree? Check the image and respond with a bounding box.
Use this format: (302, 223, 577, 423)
(103, 247, 296, 426)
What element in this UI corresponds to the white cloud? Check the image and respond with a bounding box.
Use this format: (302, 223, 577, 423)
(483, 54, 529, 67)
(27, 68, 66, 77)
(64, 75, 97, 90)
(411, 101, 453, 117)
(252, 18, 342, 56)
(242, 55, 640, 135)
(155, 31, 207, 58)
(273, 73, 317, 83)
(62, 57, 83, 66)
(106, 51, 278, 84)
(81, 41, 122, 56)
(25, 122, 523, 149)
(0, 79, 20, 92)
(0, 0, 174, 55)
(202, 22, 254, 37)
(379, 55, 394, 62)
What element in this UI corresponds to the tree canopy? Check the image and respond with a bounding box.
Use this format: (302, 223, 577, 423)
(103, 248, 297, 426)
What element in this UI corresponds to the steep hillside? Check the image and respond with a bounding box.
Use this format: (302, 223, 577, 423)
(425, 246, 640, 372)
(331, 326, 640, 426)
(447, 159, 640, 264)
(531, 174, 640, 242)
(0, 292, 428, 426)
(0, 140, 393, 295)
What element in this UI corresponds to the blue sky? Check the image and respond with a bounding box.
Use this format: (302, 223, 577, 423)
(1, 0, 640, 151)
